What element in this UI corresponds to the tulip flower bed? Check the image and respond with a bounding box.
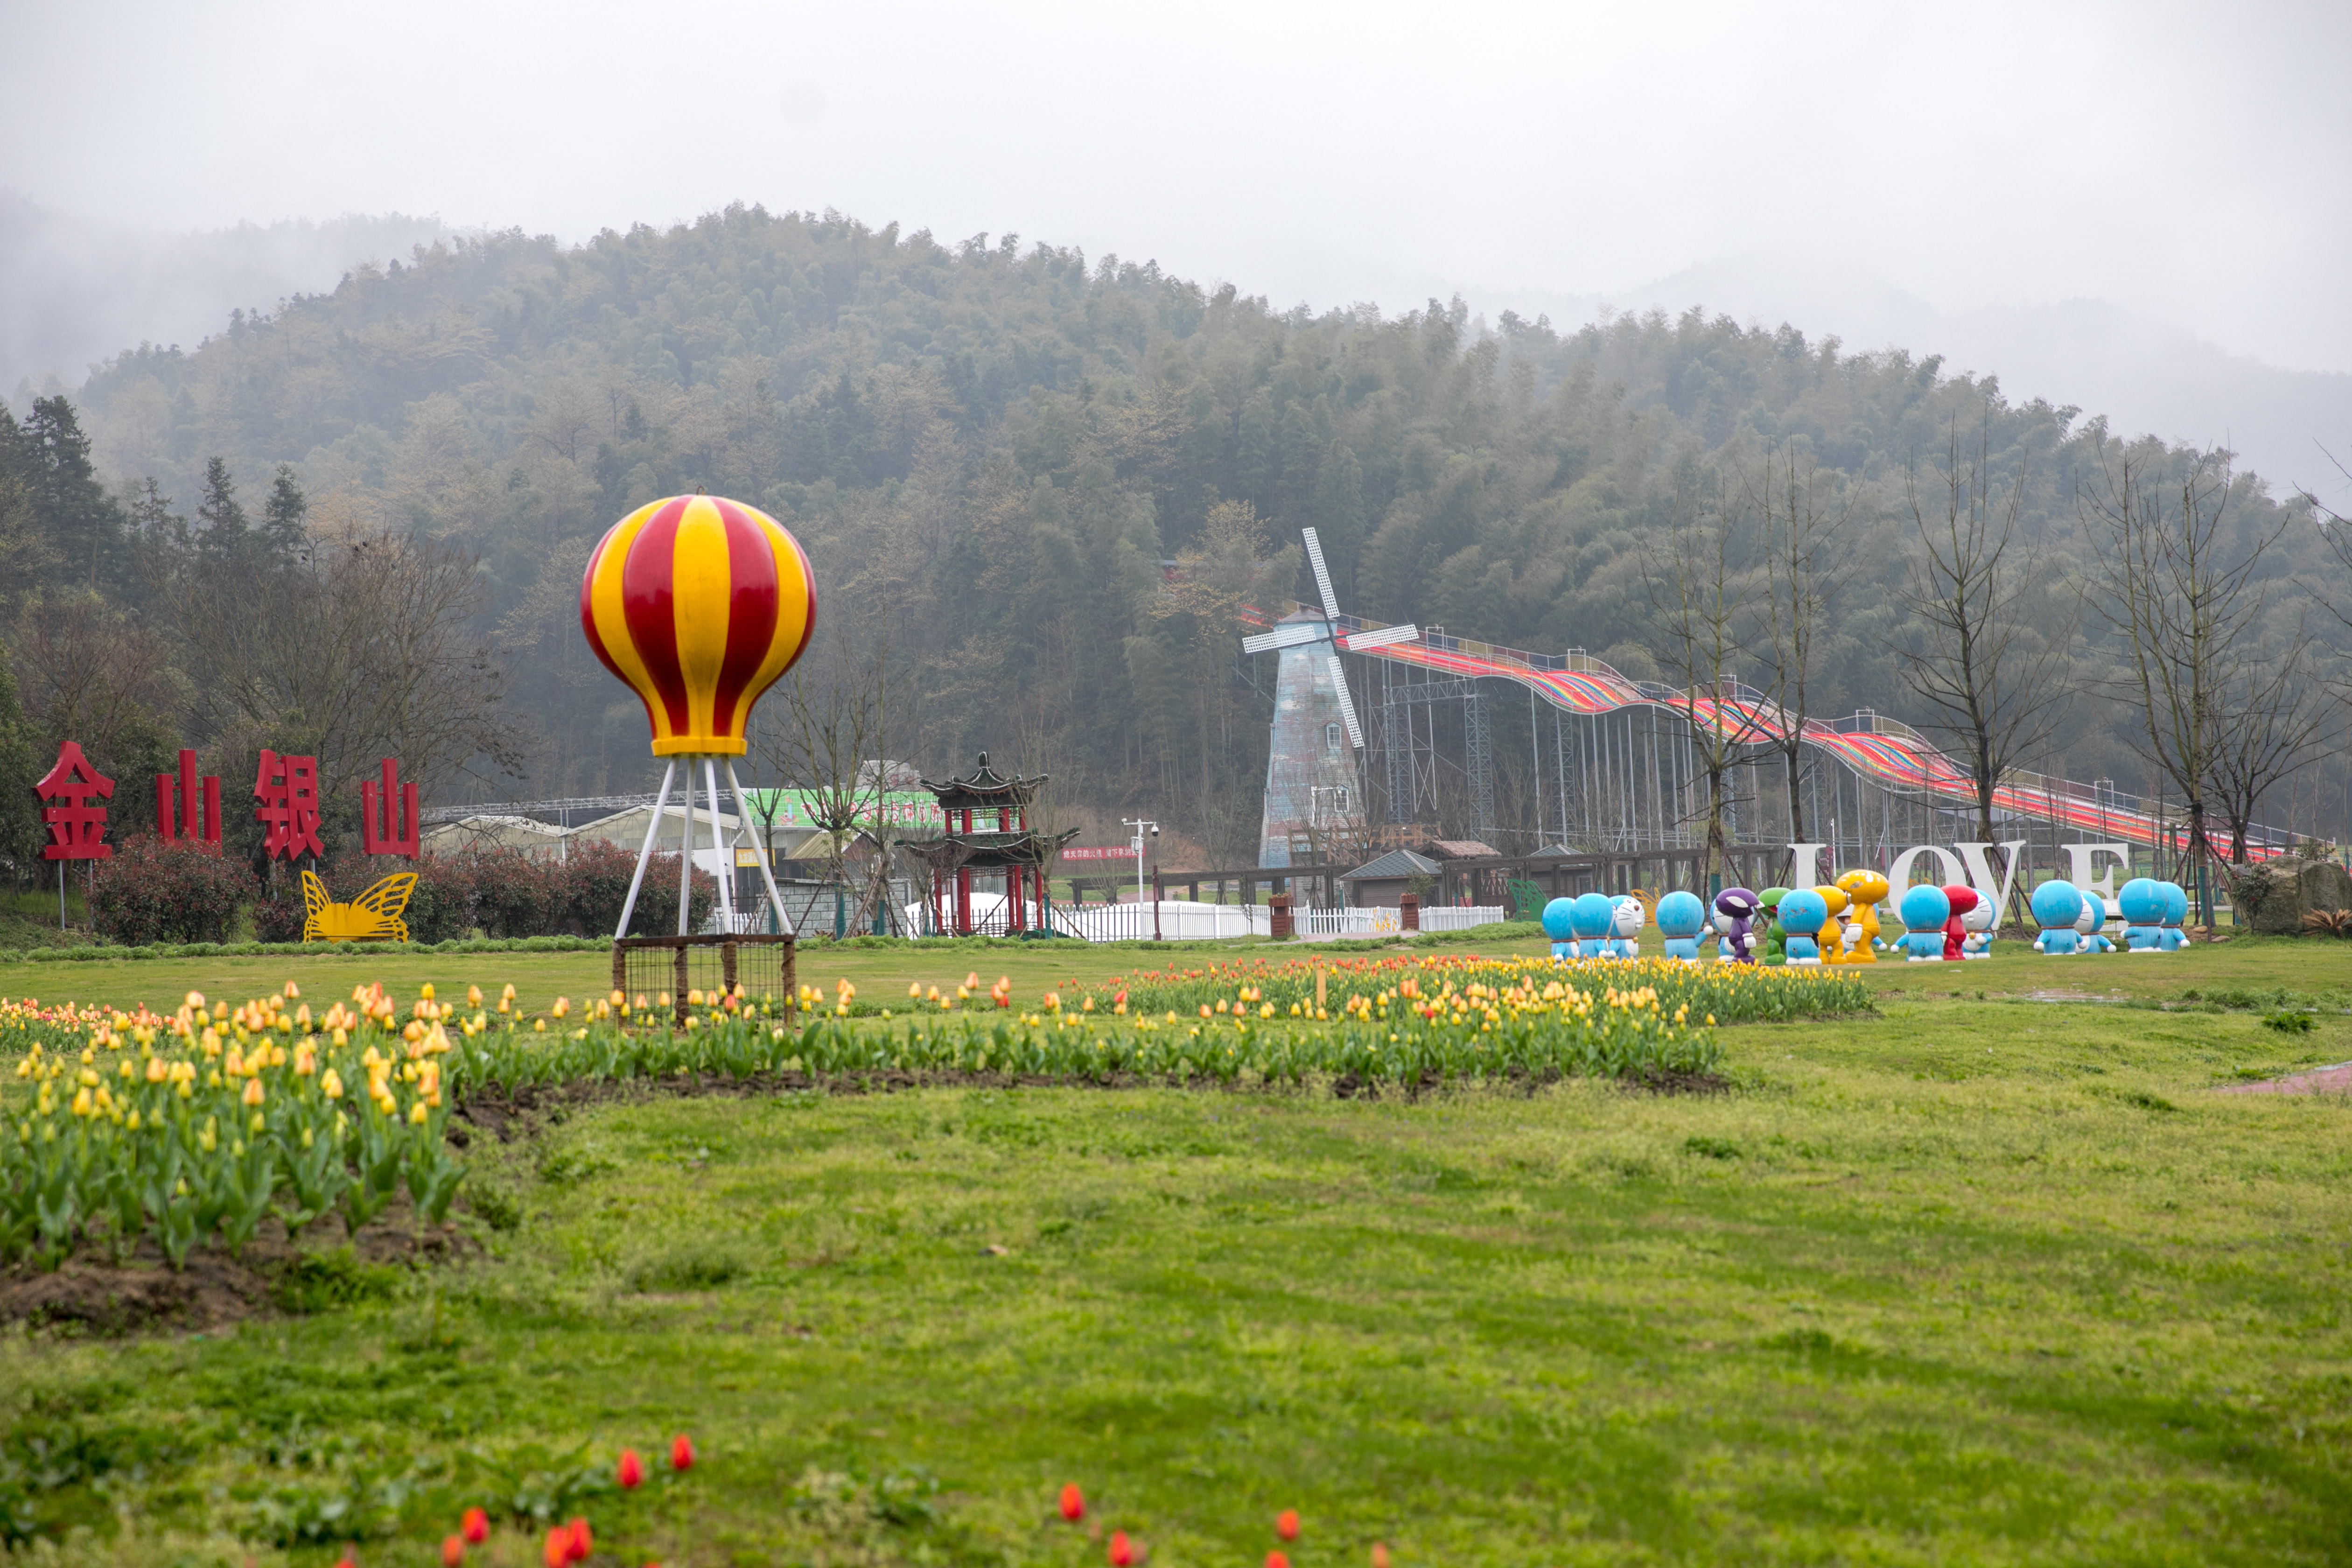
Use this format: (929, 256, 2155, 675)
(0, 984, 470, 1269)
(0, 957, 1896, 1270)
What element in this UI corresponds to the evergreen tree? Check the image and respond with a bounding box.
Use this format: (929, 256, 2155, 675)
(261, 464, 309, 565)
(4, 398, 128, 595)
(0, 639, 45, 871)
(194, 456, 249, 560)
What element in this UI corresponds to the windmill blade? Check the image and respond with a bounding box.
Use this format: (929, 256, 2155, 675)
(1241, 622, 1328, 655)
(1341, 623, 1419, 652)
(1327, 652, 1365, 750)
(1302, 526, 1344, 623)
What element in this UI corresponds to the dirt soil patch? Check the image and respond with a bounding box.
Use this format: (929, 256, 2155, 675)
(0, 1213, 469, 1336)
(2212, 1061, 2352, 1096)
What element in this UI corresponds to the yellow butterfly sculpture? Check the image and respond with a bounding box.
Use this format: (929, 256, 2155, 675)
(301, 869, 418, 943)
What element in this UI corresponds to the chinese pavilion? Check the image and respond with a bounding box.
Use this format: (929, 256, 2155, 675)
(897, 753, 1078, 936)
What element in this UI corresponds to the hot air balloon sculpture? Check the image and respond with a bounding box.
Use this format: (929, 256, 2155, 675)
(580, 494, 816, 937)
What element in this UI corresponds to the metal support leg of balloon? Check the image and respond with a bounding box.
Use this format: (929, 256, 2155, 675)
(678, 758, 697, 935)
(702, 757, 735, 932)
(613, 760, 677, 940)
(726, 758, 795, 936)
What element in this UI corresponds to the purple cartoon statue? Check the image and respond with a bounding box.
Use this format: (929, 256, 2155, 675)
(1713, 887, 1762, 964)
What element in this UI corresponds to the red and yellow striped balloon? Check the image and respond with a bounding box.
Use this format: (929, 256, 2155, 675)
(579, 495, 817, 756)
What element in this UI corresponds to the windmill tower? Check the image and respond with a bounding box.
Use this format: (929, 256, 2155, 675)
(1241, 528, 1417, 870)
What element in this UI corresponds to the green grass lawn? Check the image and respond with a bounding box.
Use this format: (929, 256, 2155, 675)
(3, 938, 2350, 1565)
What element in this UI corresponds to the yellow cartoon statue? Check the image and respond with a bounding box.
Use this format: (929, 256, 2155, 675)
(1834, 869, 1890, 963)
(1813, 883, 1850, 962)
(301, 869, 417, 943)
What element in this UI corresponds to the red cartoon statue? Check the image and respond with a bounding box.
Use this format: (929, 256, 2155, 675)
(1941, 884, 1980, 962)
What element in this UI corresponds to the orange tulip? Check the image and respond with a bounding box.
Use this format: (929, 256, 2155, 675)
(1276, 1510, 1300, 1541)
(1267, 1554, 1290, 1568)
(671, 1433, 696, 1471)
(542, 1529, 569, 1568)
(462, 1508, 489, 1544)
(1371, 1546, 1391, 1568)
(618, 1449, 644, 1489)
(566, 1518, 593, 1563)
(1059, 1483, 1085, 1522)
(441, 1535, 465, 1568)
(336, 1557, 356, 1568)
(1107, 1530, 1134, 1567)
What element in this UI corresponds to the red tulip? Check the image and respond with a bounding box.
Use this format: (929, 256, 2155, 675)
(441, 1535, 466, 1568)
(1267, 1554, 1289, 1568)
(1276, 1510, 1300, 1541)
(542, 1529, 569, 1568)
(1108, 1530, 1134, 1567)
(1059, 1483, 1085, 1522)
(1371, 1546, 1391, 1568)
(566, 1517, 593, 1563)
(618, 1449, 644, 1489)
(462, 1508, 489, 1545)
(670, 1434, 695, 1472)
(336, 1558, 356, 1568)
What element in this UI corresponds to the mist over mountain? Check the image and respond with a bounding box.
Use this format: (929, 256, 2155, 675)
(1472, 256, 2352, 511)
(0, 193, 451, 397)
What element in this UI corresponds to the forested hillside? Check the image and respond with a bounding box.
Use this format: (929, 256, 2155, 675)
(8, 203, 2340, 864)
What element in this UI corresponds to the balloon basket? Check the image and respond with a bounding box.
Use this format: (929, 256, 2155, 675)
(612, 934, 798, 1027)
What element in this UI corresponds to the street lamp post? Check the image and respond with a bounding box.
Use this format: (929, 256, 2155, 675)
(1124, 818, 1159, 933)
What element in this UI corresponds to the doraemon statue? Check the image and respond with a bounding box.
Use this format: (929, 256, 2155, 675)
(2158, 880, 2191, 950)
(2118, 877, 2166, 952)
(1898, 884, 1950, 960)
(1655, 890, 1707, 963)
(1714, 887, 1762, 963)
(1607, 895, 1645, 958)
(1834, 869, 1889, 962)
(2076, 889, 2115, 952)
(1779, 886, 1829, 965)
(1541, 896, 1578, 962)
(1568, 891, 1617, 959)
(1959, 889, 1996, 958)
(1757, 886, 1791, 965)
(2029, 880, 2085, 954)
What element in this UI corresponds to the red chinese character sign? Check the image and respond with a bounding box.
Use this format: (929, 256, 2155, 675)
(578, 494, 816, 938)
(34, 742, 113, 861)
(253, 749, 324, 861)
(155, 749, 222, 845)
(360, 757, 420, 857)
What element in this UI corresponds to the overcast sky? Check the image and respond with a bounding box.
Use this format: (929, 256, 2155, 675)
(7, 0, 2349, 374)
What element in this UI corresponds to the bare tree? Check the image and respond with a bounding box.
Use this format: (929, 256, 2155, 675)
(1747, 442, 1860, 843)
(1895, 424, 2075, 855)
(176, 528, 517, 803)
(1641, 471, 1775, 894)
(756, 630, 910, 940)
(2207, 630, 2334, 864)
(2081, 437, 2288, 923)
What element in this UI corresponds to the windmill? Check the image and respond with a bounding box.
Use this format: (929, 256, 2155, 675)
(1240, 528, 1418, 867)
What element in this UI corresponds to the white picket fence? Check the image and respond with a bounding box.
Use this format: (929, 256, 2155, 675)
(886, 896, 1512, 944)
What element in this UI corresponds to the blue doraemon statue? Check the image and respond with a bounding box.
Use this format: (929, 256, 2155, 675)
(1607, 895, 1644, 958)
(1541, 896, 1577, 962)
(1898, 884, 1950, 960)
(2076, 890, 2115, 952)
(2029, 880, 2085, 954)
(1655, 890, 1706, 963)
(2118, 877, 2166, 952)
(1779, 887, 1829, 965)
(2158, 880, 2190, 950)
(1568, 892, 1616, 959)
(1714, 887, 1762, 962)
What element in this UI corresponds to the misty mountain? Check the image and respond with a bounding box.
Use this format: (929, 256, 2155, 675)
(0, 192, 450, 397)
(1479, 256, 2352, 510)
(8, 206, 2341, 859)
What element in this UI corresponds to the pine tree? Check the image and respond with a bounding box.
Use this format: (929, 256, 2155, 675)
(14, 399, 127, 595)
(261, 464, 309, 565)
(195, 456, 249, 560)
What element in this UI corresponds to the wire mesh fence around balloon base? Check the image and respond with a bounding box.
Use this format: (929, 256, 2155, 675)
(611, 935, 798, 1024)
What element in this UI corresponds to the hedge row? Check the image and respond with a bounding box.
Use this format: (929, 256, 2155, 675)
(87, 837, 718, 947)
(0, 935, 611, 963)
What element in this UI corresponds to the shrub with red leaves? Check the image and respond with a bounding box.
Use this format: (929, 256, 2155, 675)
(90, 834, 256, 946)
